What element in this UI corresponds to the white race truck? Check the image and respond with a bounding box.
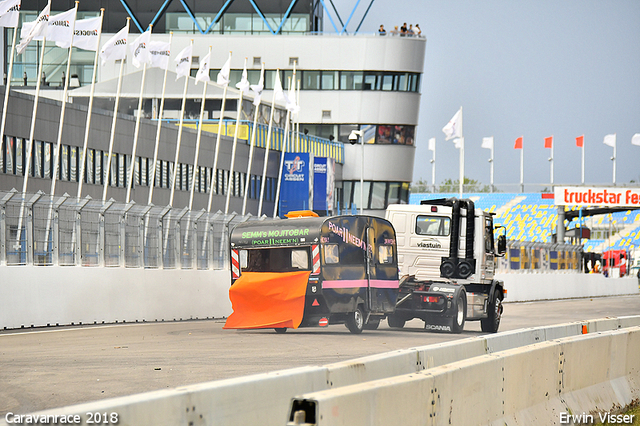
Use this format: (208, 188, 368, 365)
(385, 198, 507, 333)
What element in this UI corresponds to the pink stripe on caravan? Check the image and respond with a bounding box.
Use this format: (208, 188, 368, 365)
(322, 279, 399, 289)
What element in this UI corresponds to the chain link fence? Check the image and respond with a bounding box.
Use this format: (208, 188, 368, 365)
(0, 190, 253, 270)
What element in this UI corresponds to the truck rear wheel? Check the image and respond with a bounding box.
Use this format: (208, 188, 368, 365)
(481, 290, 502, 333)
(387, 314, 406, 329)
(364, 317, 380, 330)
(274, 328, 287, 334)
(451, 290, 466, 333)
(346, 306, 365, 334)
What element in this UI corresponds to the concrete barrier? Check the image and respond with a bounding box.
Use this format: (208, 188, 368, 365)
(0, 266, 232, 330)
(497, 272, 639, 302)
(288, 327, 640, 426)
(4, 316, 639, 426)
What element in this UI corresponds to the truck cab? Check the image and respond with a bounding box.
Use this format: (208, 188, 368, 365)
(385, 198, 506, 333)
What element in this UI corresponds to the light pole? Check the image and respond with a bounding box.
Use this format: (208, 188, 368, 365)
(349, 129, 364, 214)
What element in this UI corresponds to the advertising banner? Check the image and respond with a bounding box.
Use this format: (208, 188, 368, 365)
(279, 152, 313, 217)
(313, 157, 335, 214)
(555, 186, 640, 207)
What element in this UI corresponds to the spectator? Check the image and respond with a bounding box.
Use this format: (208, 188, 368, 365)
(408, 24, 414, 36)
(23, 71, 27, 86)
(390, 26, 399, 36)
(378, 24, 386, 36)
(400, 22, 408, 36)
(415, 24, 422, 36)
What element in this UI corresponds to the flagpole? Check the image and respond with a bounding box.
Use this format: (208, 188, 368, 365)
(147, 32, 172, 205)
(612, 134, 616, 185)
(458, 106, 463, 197)
(207, 51, 231, 213)
(520, 142, 524, 193)
(430, 139, 436, 193)
(77, 10, 105, 201)
(549, 136, 554, 187)
(242, 63, 264, 216)
(257, 80, 278, 217)
(273, 76, 292, 218)
(581, 139, 585, 185)
(169, 40, 192, 207)
(490, 139, 494, 193)
(225, 58, 249, 214)
(103, 19, 131, 202)
(126, 26, 153, 204)
(0, 16, 18, 146)
(189, 46, 211, 211)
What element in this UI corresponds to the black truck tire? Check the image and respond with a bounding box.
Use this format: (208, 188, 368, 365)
(481, 290, 502, 333)
(274, 328, 287, 334)
(387, 314, 406, 329)
(451, 289, 466, 334)
(364, 317, 381, 330)
(346, 306, 365, 334)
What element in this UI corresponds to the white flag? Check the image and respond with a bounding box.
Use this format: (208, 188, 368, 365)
(603, 134, 616, 148)
(251, 63, 264, 106)
(72, 16, 101, 51)
(216, 54, 231, 86)
(428, 137, 436, 151)
(195, 51, 211, 84)
(453, 138, 463, 149)
(46, 7, 76, 48)
(0, 0, 21, 28)
(130, 29, 152, 68)
(442, 108, 462, 141)
(632, 133, 640, 147)
(16, 3, 49, 55)
(274, 71, 286, 103)
(174, 44, 192, 80)
(148, 40, 170, 69)
(482, 136, 494, 150)
(236, 59, 250, 95)
(286, 74, 299, 113)
(100, 24, 128, 66)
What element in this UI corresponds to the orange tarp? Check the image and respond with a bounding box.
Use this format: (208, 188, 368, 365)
(223, 271, 311, 330)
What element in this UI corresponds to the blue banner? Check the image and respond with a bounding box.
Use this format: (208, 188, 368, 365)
(279, 152, 313, 218)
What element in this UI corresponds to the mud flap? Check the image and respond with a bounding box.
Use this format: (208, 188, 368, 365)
(223, 271, 311, 330)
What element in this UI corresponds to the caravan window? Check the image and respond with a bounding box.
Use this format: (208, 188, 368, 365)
(415, 215, 450, 236)
(242, 247, 310, 272)
(323, 244, 339, 264)
(378, 245, 394, 264)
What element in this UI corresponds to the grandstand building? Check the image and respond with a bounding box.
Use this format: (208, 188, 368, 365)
(0, 1, 425, 216)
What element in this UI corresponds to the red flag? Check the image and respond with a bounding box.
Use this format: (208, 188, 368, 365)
(514, 136, 523, 149)
(576, 135, 584, 147)
(544, 136, 553, 148)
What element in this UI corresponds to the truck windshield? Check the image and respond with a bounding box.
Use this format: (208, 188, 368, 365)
(416, 215, 450, 236)
(241, 247, 310, 273)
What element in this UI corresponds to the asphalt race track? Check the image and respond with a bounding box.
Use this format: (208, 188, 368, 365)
(1, 294, 639, 416)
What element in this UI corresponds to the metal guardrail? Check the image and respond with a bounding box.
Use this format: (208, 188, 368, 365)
(0, 189, 254, 269)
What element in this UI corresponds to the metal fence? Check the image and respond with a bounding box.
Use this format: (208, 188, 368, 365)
(0, 189, 254, 269)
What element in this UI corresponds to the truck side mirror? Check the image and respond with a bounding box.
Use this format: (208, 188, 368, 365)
(497, 235, 507, 257)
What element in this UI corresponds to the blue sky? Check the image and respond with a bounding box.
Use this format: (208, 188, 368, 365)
(333, 0, 640, 190)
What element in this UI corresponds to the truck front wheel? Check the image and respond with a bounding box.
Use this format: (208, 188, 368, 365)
(346, 306, 365, 334)
(481, 290, 502, 333)
(451, 290, 466, 333)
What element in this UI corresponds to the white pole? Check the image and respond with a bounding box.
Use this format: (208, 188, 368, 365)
(520, 144, 524, 193)
(103, 19, 131, 202)
(360, 135, 364, 214)
(489, 140, 494, 193)
(189, 46, 211, 210)
(126, 44, 151, 203)
(147, 32, 172, 205)
(77, 9, 105, 201)
(612, 134, 617, 185)
(430, 139, 436, 192)
(207, 51, 231, 213)
(242, 64, 263, 215)
(257, 84, 277, 217)
(581, 139, 585, 185)
(458, 106, 464, 197)
(0, 19, 19, 145)
(550, 137, 554, 186)
(225, 88, 244, 214)
(273, 76, 292, 218)
(169, 40, 192, 207)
